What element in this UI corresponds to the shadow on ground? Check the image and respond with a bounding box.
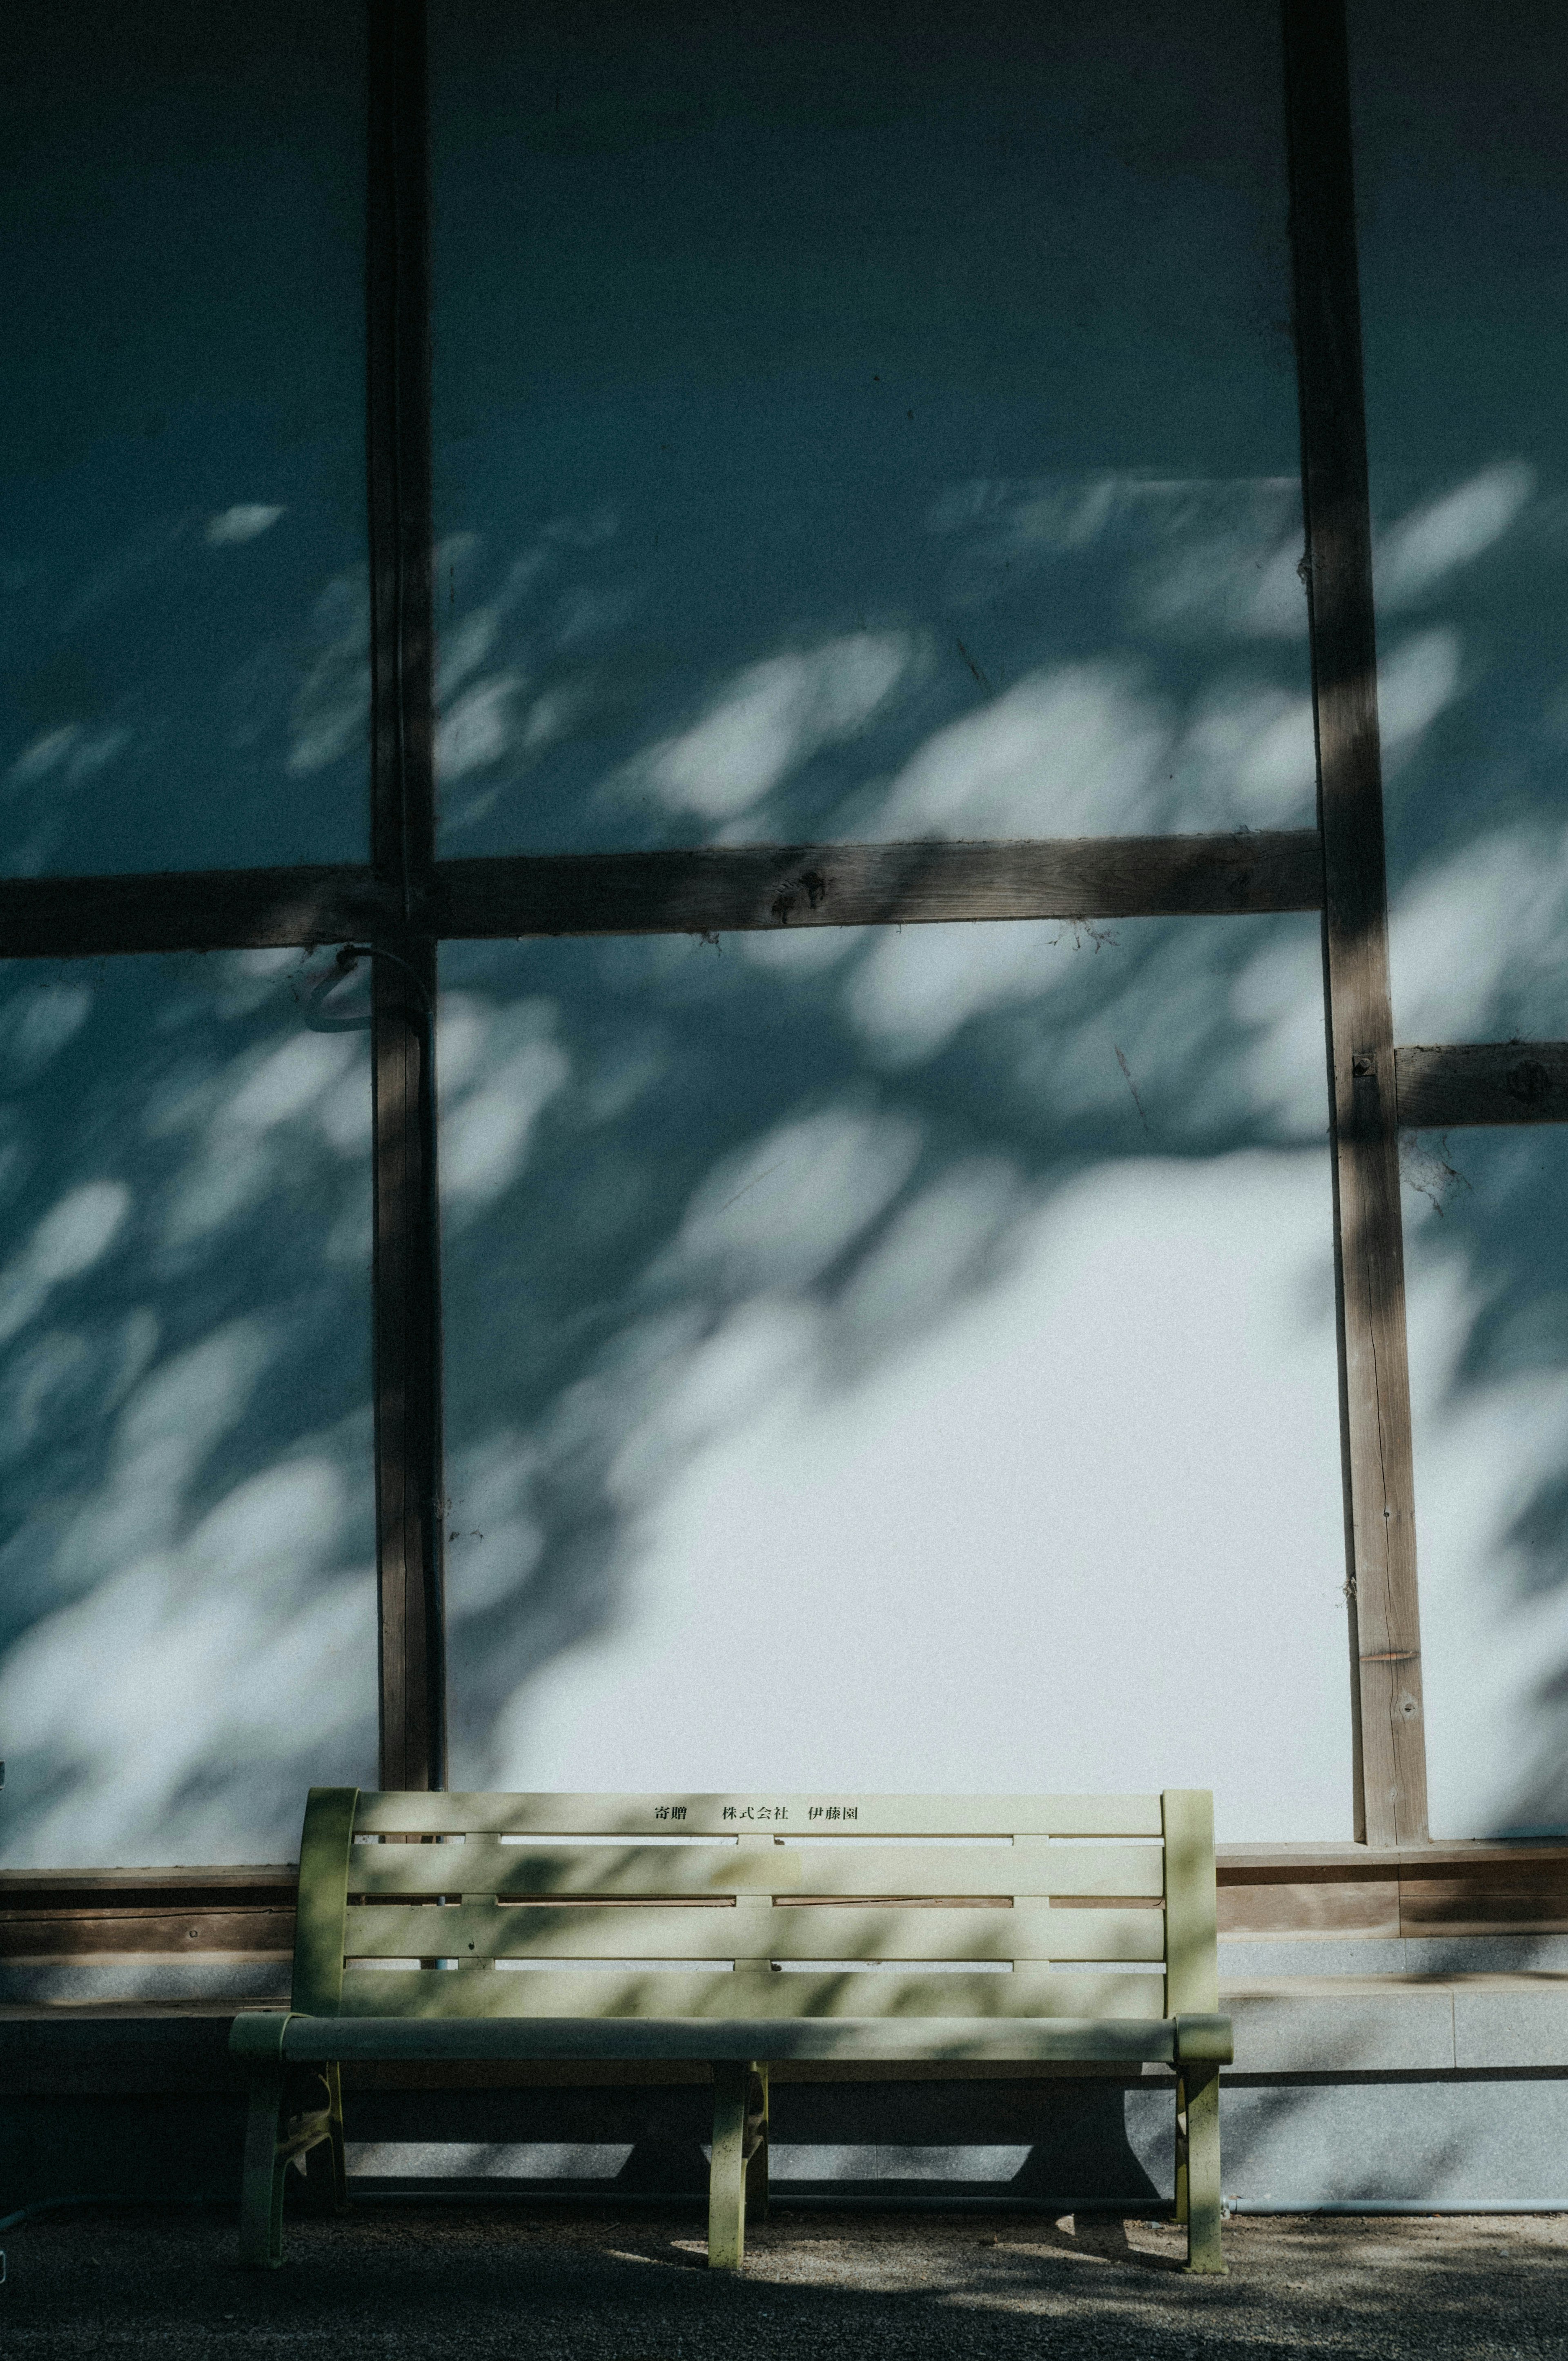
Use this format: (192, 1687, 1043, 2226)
(4, 2206, 1568, 2359)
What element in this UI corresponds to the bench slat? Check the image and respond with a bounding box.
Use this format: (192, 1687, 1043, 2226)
(341, 1902, 1167, 1963)
(344, 1840, 1163, 1901)
(333, 1966, 1167, 2018)
(347, 1843, 800, 1898)
(782, 1844, 1165, 1900)
(351, 1793, 1164, 1838)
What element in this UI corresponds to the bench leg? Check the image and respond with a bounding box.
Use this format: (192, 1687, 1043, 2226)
(1173, 2071, 1189, 2227)
(1178, 2064, 1225, 2275)
(238, 2063, 290, 2269)
(744, 2064, 770, 2225)
(238, 2062, 345, 2267)
(298, 2064, 348, 2215)
(709, 2060, 766, 2270)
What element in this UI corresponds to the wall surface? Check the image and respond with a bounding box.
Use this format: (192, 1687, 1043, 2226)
(428, 0, 1355, 1841)
(0, 0, 1566, 1864)
(1351, 0, 1568, 1839)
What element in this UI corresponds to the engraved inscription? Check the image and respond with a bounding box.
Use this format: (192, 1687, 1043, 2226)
(652, 1805, 687, 1822)
(807, 1805, 859, 1822)
(721, 1803, 790, 1822)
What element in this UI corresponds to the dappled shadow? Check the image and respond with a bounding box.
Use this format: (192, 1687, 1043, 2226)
(7, 2206, 1568, 2358)
(417, 13, 1348, 1828)
(1, 1, 370, 878)
(0, 951, 377, 1866)
(1350, 0, 1568, 1840)
(4, 0, 1568, 1889)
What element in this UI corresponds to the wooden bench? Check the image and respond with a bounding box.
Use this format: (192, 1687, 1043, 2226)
(231, 1787, 1231, 2272)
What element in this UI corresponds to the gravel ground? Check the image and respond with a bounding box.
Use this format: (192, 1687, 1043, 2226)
(4, 2203, 1568, 2358)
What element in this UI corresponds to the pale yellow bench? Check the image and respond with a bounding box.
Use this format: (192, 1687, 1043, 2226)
(231, 1788, 1230, 2272)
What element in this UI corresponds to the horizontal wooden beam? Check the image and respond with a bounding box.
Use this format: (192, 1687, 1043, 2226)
(0, 866, 395, 958)
(1396, 1042, 1568, 1129)
(0, 833, 1323, 962)
(0, 1910, 293, 1963)
(7, 1844, 1568, 1957)
(432, 833, 1323, 935)
(1217, 1839, 1568, 1940)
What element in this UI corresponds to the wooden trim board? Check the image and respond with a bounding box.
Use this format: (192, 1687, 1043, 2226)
(366, 0, 446, 1793)
(7, 1846, 1568, 1960)
(431, 833, 1322, 934)
(1283, 0, 1427, 1846)
(0, 833, 1321, 961)
(1396, 1043, 1568, 1129)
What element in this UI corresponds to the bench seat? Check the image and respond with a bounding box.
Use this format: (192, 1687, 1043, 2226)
(232, 1787, 1231, 2273)
(245, 2009, 1234, 2065)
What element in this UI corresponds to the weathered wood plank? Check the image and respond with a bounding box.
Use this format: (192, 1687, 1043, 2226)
(340, 1902, 1168, 1963)
(367, 0, 445, 1793)
(18, 1844, 1568, 1954)
(1284, 0, 1427, 1846)
(1396, 1042, 1568, 1129)
(0, 1870, 298, 1902)
(0, 1911, 294, 1962)
(1399, 1872, 1568, 1938)
(0, 867, 393, 958)
(1217, 1880, 1400, 1941)
(333, 1966, 1168, 2019)
(0, 835, 1323, 964)
(433, 833, 1321, 937)
(370, 941, 445, 1793)
(351, 1791, 1165, 1838)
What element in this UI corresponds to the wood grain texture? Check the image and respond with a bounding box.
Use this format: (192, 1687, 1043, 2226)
(366, 0, 445, 1793)
(1284, 0, 1426, 1846)
(0, 866, 393, 958)
(1396, 1042, 1568, 1128)
(370, 942, 445, 1792)
(1399, 1871, 1568, 1937)
(17, 1844, 1568, 1954)
(1217, 1879, 1400, 1941)
(0, 836, 1321, 963)
(0, 1911, 294, 1963)
(433, 833, 1321, 936)
(0, 1869, 298, 1902)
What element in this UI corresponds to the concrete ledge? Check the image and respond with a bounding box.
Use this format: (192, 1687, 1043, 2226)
(4, 1987, 1568, 2214)
(4, 1974, 1568, 2084)
(1221, 1973, 1568, 2073)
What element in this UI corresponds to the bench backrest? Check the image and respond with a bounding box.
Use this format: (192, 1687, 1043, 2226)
(292, 1789, 1217, 2023)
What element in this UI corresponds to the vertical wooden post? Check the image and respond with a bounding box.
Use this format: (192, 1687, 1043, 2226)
(367, 0, 445, 1792)
(1282, 0, 1427, 1844)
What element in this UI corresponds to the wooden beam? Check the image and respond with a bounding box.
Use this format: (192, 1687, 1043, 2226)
(367, 0, 445, 1792)
(0, 832, 1325, 962)
(9, 1844, 1568, 1956)
(433, 831, 1323, 935)
(1396, 1042, 1568, 1129)
(1284, 0, 1427, 1846)
(0, 866, 394, 959)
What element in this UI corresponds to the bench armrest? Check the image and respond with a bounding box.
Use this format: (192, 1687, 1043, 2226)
(1173, 2012, 1233, 2065)
(230, 2011, 295, 2066)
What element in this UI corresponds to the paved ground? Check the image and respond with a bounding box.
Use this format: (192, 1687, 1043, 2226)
(4, 2203, 1567, 2357)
